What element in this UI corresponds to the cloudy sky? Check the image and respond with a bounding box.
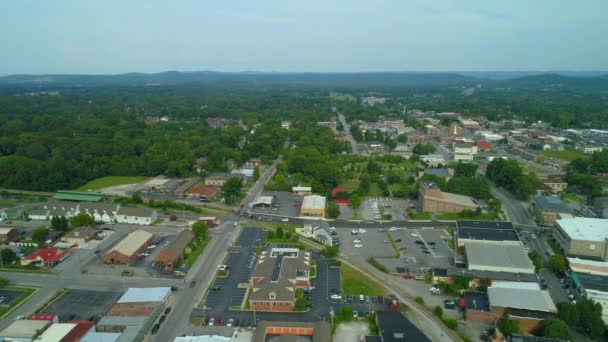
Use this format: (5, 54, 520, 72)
(1, 0, 607, 74)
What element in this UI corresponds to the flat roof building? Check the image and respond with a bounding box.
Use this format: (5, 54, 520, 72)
(52, 190, 105, 202)
(488, 285, 557, 333)
(455, 220, 520, 247)
(253, 320, 330, 342)
(554, 218, 608, 261)
(101, 230, 152, 265)
(0, 319, 52, 341)
(300, 195, 326, 219)
(155, 229, 195, 272)
(36, 323, 77, 342)
(532, 196, 573, 226)
(376, 311, 431, 342)
(465, 241, 535, 274)
(419, 182, 478, 214)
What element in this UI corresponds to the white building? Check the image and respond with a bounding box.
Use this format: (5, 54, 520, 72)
(115, 207, 158, 225)
(465, 241, 535, 274)
(554, 218, 608, 262)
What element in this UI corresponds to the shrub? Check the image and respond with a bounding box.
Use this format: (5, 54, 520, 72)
(415, 296, 424, 304)
(442, 318, 458, 330)
(433, 306, 443, 318)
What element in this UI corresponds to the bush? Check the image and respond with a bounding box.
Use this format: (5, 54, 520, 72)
(433, 306, 443, 318)
(0, 277, 10, 288)
(442, 318, 458, 330)
(267, 231, 275, 239)
(415, 296, 424, 304)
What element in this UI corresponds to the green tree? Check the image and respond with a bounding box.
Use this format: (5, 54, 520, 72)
(327, 203, 340, 219)
(350, 194, 362, 209)
(576, 298, 606, 339)
(31, 227, 50, 245)
(295, 297, 309, 311)
(321, 245, 339, 259)
(253, 167, 260, 181)
(529, 251, 544, 272)
(191, 221, 208, 240)
(453, 162, 478, 177)
(267, 230, 275, 239)
(0, 277, 10, 287)
(69, 213, 96, 227)
(132, 191, 143, 204)
(1, 248, 18, 264)
(433, 306, 443, 318)
(221, 177, 243, 204)
(557, 302, 579, 326)
(538, 318, 572, 341)
(276, 226, 284, 239)
(549, 254, 567, 275)
(498, 316, 521, 337)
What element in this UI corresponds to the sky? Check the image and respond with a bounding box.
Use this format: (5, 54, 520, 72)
(1, 0, 607, 74)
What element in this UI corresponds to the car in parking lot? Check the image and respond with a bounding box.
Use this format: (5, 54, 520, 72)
(422, 250, 431, 254)
(353, 238, 362, 243)
(215, 317, 221, 326)
(395, 239, 402, 243)
(158, 315, 166, 323)
(388, 227, 398, 231)
(415, 240, 424, 245)
(427, 241, 436, 245)
(354, 244, 363, 248)
(226, 318, 235, 327)
(190, 280, 196, 288)
(151, 324, 160, 334)
(444, 299, 456, 309)
(410, 233, 418, 237)
(208, 317, 215, 326)
(359, 294, 365, 301)
(164, 307, 172, 314)
(353, 311, 359, 318)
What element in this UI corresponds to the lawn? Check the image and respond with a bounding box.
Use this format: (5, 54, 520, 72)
(540, 150, 586, 162)
(330, 92, 356, 102)
(76, 176, 150, 191)
(409, 212, 431, 220)
(341, 264, 385, 296)
(184, 236, 212, 266)
(562, 192, 586, 204)
(368, 183, 383, 197)
(0, 200, 15, 207)
(338, 180, 360, 192)
(0, 286, 37, 318)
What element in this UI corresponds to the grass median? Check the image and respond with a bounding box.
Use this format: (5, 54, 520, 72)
(0, 286, 38, 318)
(185, 236, 212, 266)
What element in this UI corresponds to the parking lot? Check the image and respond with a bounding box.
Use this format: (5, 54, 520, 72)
(386, 228, 454, 273)
(249, 191, 302, 218)
(334, 227, 398, 260)
(359, 198, 412, 221)
(0, 289, 24, 306)
(41, 289, 122, 322)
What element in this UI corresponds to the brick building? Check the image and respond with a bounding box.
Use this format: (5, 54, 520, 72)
(155, 229, 195, 272)
(101, 230, 152, 265)
(418, 182, 478, 214)
(0, 227, 17, 243)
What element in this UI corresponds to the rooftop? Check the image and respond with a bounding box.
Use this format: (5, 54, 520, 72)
(556, 218, 608, 242)
(36, 323, 77, 342)
(117, 287, 171, 303)
(488, 286, 557, 313)
(456, 220, 519, 242)
(0, 227, 16, 234)
(108, 230, 152, 257)
(250, 246, 310, 302)
(376, 311, 431, 342)
(465, 242, 535, 274)
(26, 247, 71, 264)
(533, 196, 573, 213)
(116, 206, 155, 217)
(463, 291, 490, 312)
(81, 331, 121, 342)
(253, 320, 331, 342)
(52, 190, 105, 202)
(572, 272, 608, 293)
(302, 195, 326, 210)
(423, 168, 451, 178)
(0, 319, 51, 338)
(421, 181, 440, 190)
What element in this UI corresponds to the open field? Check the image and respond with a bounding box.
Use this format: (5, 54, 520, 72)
(341, 264, 385, 296)
(540, 150, 586, 162)
(76, 176, 150, 191)
(338, 180, 360, 192)
(330, 92, 356, 102)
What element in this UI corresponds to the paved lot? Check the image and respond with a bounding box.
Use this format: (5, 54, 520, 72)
(250, 191, 301, 218)
(387, 228, 453, 273)
(334, 321, 370, 342)
(336, 227, 397, 260)
(41, 289, 122, 322)
(360, 198, 412, 221)
(0, 289, 25, 305)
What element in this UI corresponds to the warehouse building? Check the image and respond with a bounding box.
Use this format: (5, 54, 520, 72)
(418, 182, 478, 214)
(101, 230, 152, 265)
(36, 323, 78, 342)
(554, 217, 608, 261)
(52, 190, 105, 202)
(115, 207, 158, 225)
(250, 246, 311, 312)
(300, 195, 326, 219)
(465, 241, 535, 274)
(455, 220, 520, 248)
(155, 229, 195, 272)
(488, 285, 557, 333)
(253, 321, 330, 342)
(0, 319, 52, 341)
(531, 196, 573, 226)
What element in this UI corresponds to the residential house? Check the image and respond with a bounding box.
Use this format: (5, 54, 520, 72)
(23, 247, 71, 267)
(79, 203, 119, 224)
(539, 176, 568, 193)
(0, 227, 17, 243)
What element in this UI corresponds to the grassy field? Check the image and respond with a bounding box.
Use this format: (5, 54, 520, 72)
(562, 192, 586, 204)
(0, 200, 15, 206)
(341, 264, 385, 296)
(76, 176, 150, 191)
(184, 236, 211, 266)
(540, 150, 586, 162)
(338, 180, 360, 192)
(410, 212, 432, 220)
(368, 183, 383, 197)
(330, 92, 356, 102)
(0, 286, 37, 318)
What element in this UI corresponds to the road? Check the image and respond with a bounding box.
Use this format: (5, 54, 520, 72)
(431, 140, 452, 162)
(494, 146, 565, 176)
(336, 111, 362, 155)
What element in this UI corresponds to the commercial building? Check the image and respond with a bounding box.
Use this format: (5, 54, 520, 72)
(249, 246, 311, 312)
(0, 227, 17, 242)
(61, 226, 99, 246)
(36, 323, 77, 342)
(253, 320, 330, 342)
(183, 185, 218, 202)
(292, 186, 312, 196)
(296, 223, 334, 246)
(531, 196, 573, 226)
(101, 230, 153, 265)
(593, 197, 608, 218)
(63, 320, 95, 342)
(155, 229, 195, 272)
(300, 195, 326, 219)
(251, 195, 277, 209)
(115, 207, 158, 225)
(204, 173, 244, 186)
(23, 247, 71, 267)
(539, 176, 568, 193)
(455, 220, 520, 248)
(553, 218, 608, 261)
(465, 241, 535, 274)
(0, 319, 52, 341)
(463, 291, 494, 324)
(418, 182, 478, 214)
(488, 285, 557, 333)
(52, 190, 105, 202)
(375, 311, 431, 342)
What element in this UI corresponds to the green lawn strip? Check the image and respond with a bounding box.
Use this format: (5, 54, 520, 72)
(436, 212, 496, 221)
(75, 176, 150, 191)
(0, 266, 54, 274)
(368, 183, 383, 197)
(562, 192, 586, 204)
(410, 212, 432, 220)
(0, 200, 15, 206)
(539, 150, 586, 162)
(341, 264, 385, 296)
(185, 236, 212, 266)
(0, 286, 38, 318)
(384, 231, 400, 258)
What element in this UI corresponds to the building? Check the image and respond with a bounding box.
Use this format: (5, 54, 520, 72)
(101, 230, 153, 265)
(455, 220, 520, 248)
(539, 176, 568, 193)
(508, 335, 568, 342)
(570, 271, 608, 324)
(0, 319, 52, 342)
(296, 223, 334, 246)
(253, 320, 330, 342)
(63, 320, 95, 342)
(592, 197, 608, 218)
(249, 246, 311, 312)
(155, 229, 195, 272)
(183, 185, 218, 202)
(0, 227, 17, 242)
(26, 209, 50, 221)
(553, 218, 608, 261)
(418, 182, 478, 214)
(532, 196, 574, 226)
(23, 247, 71, 267)
(292, 186, 312, 196)
(577, 145, 603, 154)
(422, 168, 453, 179)
(245, 158, 262, 168)
(463, 291, 494, 324)
(78, 203, 119, 224)
(251, 195, 277, 209)
(300, 195, 326, 219)
(61, 226, 99, 246)
(488, 285, 557, 333)
(115, 207, 158, 225)
(52, 190, 105, 202)
(0, 206, 23, 220)
(465, 241, 535, 274)
(454, 143, 478, 155)
(476, 139, 493, 152)
(204, 173, 232, 186)
(36, 323, 77, 342)
(376, 311, 431, 342)
(448, 122, 463, 135)
(421, 154, 446, 167)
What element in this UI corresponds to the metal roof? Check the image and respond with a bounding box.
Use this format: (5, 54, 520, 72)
(302, 195, 326, 210)
(0, 319, 51, 338)
(36, 323, 77, 342)
(109, 230, 152, 257)
(117, 287, 170, 303)
(488, 287, 557, 313)
(465, 242, 535, 274)
(52, 190, 105, 202)
(533, 196, 572, 212)
(556, 217, 608, 242)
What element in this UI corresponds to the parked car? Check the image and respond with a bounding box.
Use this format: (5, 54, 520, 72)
(388, 227, 398, 231)
(151, 324, 160, 334)
(165, 307, 172, 314)
(395, 239, 402, 243)
(444, 299, 456, 309)
(208, 317, 215, 326)
(353, 311, 359, 318)
(215, 317, 221, 326)
(190, 280, 196, 288)
(226, 318, 235, 327)
(158, 315, 166, 324)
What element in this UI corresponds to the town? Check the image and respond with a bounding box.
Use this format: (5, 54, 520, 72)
(0, 79, 607, 342)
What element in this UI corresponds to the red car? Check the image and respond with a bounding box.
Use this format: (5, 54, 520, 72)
(403, 274, 414, 279)
(395, 239, 402, 243)
(215, 317, 221, 326)
(4, 221, 12, 224)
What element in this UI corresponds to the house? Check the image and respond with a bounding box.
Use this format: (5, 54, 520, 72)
(0, 227, 17, 243)
(245, 158, 262, 168)
(531, 196, 573, 226)
(249, 246, 311, 312)
(206, 117, 229, 128)
(231, 168, 255, 183)
(375, 311, 431, 342)
(281, 121, 291, 130)
(253, 321, 330, 342)
(369, 142, 385, 152)
(475, 139, 492, 152)
(0, 206, 23, 220)
(292, 186, 312, 196)
(155, 229, 195, 272)
(418, 182, 478, 214)
(554, 218, 608, 261)
(26, 209, 50, 221)
(101, 230, 152, 265)
(592, 197, 608, 218)
(300, 195, 326, 219)
(296, 223, 333, 246)
(183, 185, 218, 202)
(79, 203, 119, 224)
(61, 226, 99, 246)
(421, 154, 447, 167)
(23, 247, 71, 267)
(115, 207, 158, 225)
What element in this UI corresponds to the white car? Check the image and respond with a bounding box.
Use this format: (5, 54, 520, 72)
(354, 244, 363, 248)
(330, 293, 342, 300)
(410, 233, 418, 237)
(226, 318, 235, 327)
(148, 244, 157, 249)
(281, 218, 289, 222)
(388, 227, 398, 231)
(531, 234, 537, 239)
(329, 226, 336, 230)
(353, 238, 362, 243)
